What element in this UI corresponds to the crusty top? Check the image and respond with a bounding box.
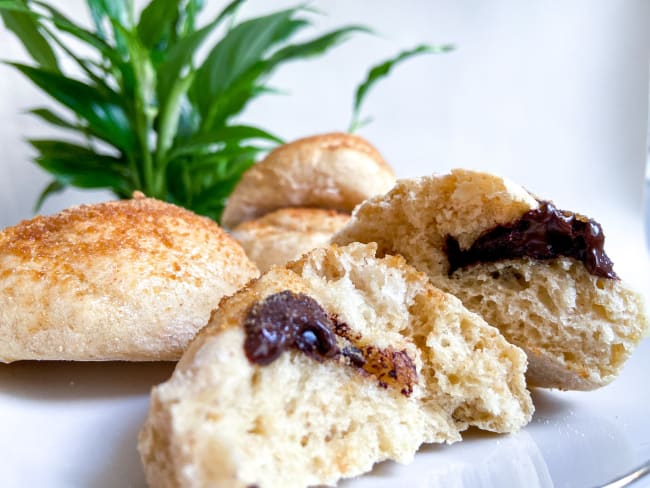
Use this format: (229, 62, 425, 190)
(0, 193, 259, 362)
(1, 193, 225, 262)
(265, 132, 393, 173)
(221, 132, 396, 228)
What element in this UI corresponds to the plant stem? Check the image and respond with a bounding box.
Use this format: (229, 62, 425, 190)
(154, 72, 195, 196)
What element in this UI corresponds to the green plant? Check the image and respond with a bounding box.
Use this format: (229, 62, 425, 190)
(0, 0, 368, 221)
(348, 43, 454, 133)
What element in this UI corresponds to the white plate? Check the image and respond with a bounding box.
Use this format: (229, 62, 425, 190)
(2, 337, 649, 487)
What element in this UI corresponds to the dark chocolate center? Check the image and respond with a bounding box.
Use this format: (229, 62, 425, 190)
(243, 290, 339, 365)
(445, 200, 617, 279)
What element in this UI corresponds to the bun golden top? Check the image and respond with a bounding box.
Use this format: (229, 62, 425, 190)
(0, 193, 259, 362)
(221, 132, 396, 228)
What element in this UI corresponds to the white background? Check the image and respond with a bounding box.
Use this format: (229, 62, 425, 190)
(3, 0, 649, 288)
(1, 2, 650, 487)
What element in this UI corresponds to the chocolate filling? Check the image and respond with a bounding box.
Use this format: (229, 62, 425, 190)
(445, 200, 617, 279)
(243, 291, 339, 365)
(243, 291, 417, 396)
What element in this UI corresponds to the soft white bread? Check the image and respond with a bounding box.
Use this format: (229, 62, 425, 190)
(138, 242, 533, 488)
(0, 193, 259, 362)
(221, 132, 396, 228)
(230, 207, 350, 272)
(332, 169, 649, 390)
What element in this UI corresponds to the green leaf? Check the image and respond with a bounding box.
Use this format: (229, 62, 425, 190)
(190, 165, 254, 221)
(0, 1, 58, 71)
(28, 139, 122, 162)
(192, 7, 310, 127)
(171, 142, 268, 163)
(349, 43, 453, 132)
(268, 25, 371, 65)
(30, 139, 130, 191)
(23, 1, 120, 63)
(137, 0, 180, 49)
(10, 63, 135, 151)
(28, 107, 78, 130)
(86, 0, 133, 28)
(34, 179, 66, 212)
(176, 0, 205, 37)
(156, 0, 246, 107)
(87, 0, 108, 39)
(185, 125, 283, 147)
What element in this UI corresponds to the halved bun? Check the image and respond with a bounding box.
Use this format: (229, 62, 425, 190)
(332, 169, 649, 390)
(138, 242, 532, 487)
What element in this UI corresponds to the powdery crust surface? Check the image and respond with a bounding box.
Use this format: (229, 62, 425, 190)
(0, 194, 259, 362)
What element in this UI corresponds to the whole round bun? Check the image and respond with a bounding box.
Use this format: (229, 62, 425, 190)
(230, 207, 350, 272)
(221, 132, 396, 228)
(0, 193, 259, 362)
(138, 242, 532, 488)
(332, 169, 649, 390)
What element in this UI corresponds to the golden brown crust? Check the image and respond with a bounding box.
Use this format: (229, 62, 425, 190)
(0, 195, 259, 362)
(1, 194, 227, 264)
(267, 132, 392, 173)
(221, 132, 396, 228)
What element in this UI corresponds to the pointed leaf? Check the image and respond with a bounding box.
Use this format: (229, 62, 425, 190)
(350, 43, 453, 132)
(157, 0, 246, 105)
(171, 143, 268, 163)
(87, 0, 108, 39)
(10, 63, 134, 151)
(24, 1, 119, 63)
(28, 107, 78, 130)
(268, 25, 371, 65)
(34, 179, 66, 212)
(186, 125, 283, 146)
(192, 7, 310, 124)
(0, 1, 58, 71)
(30, 139, 130, 192)
(176, 0, 205, 37)
(137, 0, 180, 49)
(85, 0, 133, 28)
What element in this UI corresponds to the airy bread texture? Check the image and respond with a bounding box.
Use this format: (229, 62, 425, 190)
(0, 193, 259, 362)
(138, 242, 533, 488)
(231, 208, 350, 272)
(332, 169, 649, 390)
(221, 132, 395, 228)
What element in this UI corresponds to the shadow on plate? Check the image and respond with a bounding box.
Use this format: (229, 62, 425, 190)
(0, 361, 176, 401)
(529, 388, 573, 419)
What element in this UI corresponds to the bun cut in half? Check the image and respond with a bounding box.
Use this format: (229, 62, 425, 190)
(332, 169, 649, 390)
(0, 193, 259, 362)
(221, 132, 396, 228)
(138, 242, 532, 488)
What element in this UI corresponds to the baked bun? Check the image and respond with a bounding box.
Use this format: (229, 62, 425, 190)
(0, 193, 259, 362)
(221, 132, 395, 228)
(332, 169, 649, 390)
(231, 207, 350, 272)
(138, 242, 532, 488)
